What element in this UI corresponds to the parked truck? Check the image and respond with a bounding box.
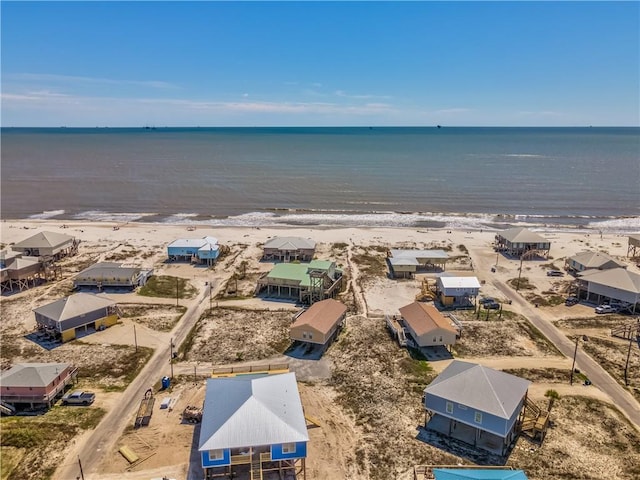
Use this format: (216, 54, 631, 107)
(61, 390, 95, 406)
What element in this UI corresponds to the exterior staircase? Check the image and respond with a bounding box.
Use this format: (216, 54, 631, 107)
(611, 320, 640, 340)
(249, 451, 262, 480)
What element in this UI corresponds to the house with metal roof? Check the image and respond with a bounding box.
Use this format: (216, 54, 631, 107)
(256, 260, 343, 304)
(290, 298, 347, 349)
(73, 262, 152, 290)
(423, 360, 531, 456)
(436, 276, 481, 308)
(494, 228, 550, 258)
(399, 302, 459, 348)
(0, 256, 45, 293)
(431, 468, 528, 480)
(576, 267, 640, 313)
(12, 230, 79, 259)
(167, 236, 220, 265)
(198, 372, 309, 479)
(0, 363, 78, 409)
(263, 236, 317, 262)
(628, 234, 640, 257)
(388, 249, 450, 278)
(33, 293, 119, 342)
(566, 251, 626, 273)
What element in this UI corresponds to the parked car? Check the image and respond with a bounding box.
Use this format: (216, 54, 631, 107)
(483, 301, 500, 310)
(479, 297, 496, 305)
(61, 390, 95, 406)
(547, 270, 564, 277)
(595, 304, 618, 314)
(565, 296, 579, 306)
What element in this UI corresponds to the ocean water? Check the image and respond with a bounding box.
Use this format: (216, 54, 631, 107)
(1, 127, 639, 232)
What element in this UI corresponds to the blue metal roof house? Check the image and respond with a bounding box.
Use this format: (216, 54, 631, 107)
(198, 372, 309, 479)
(432, 468, 528, 480)
(167, 236, 219, 265)
(423, 360, 531, 456)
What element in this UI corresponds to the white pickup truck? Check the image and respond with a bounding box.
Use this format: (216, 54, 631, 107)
(61, 390, 95, 406)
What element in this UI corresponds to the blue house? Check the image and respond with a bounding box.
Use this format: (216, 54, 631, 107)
(424, 360, 531, 456)
(432, 468, 528, 480)
(167, 236, 219, 265)
(198, 372, 309, 479)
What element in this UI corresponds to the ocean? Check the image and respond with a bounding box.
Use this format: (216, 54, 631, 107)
(1, 127, 639, 233)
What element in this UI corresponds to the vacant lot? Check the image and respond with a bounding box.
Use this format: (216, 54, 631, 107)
(118, 303, 187, 332)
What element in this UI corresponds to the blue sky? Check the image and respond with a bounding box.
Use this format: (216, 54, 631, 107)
(1, 1, 638, 127)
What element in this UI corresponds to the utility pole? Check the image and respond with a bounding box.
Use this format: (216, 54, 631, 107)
(78, 456, 85, 480)
(170, 337, 174, 379)
(133, 324, 138, 353)
(570, 335, 588, 385)
(516, 256, 524, 291)
(176, 278, 179, 307)
(624, 333, 633, 386)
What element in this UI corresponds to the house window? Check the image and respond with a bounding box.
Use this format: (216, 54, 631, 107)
(208, 449, 224, 461)
(433, 337, 436, 342)
(446, 401, 453, 414)
(458, 404, 467, 410)
(282, 443, 296, 454)
(475, 412, 483, 424)
(302, 332, 307, 338)
(308, 333, 313, 339)
(439, 336, 443, 342)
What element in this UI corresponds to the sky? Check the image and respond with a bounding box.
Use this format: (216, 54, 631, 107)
(1, 1, 639, 127)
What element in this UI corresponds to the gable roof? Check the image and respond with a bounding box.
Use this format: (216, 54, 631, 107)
(13, 231, 75, 249)
(496, 227, 548, 244)
(6, 257, 41, 271)
(264, 237, 316, 250)
(0, 363, 71, 388)
(291, 299, 347, 334)
(424, 360, 530, 419)
(33, 293, 116, 321)
(168, 237, 218, 249)
(390, 249, 449, 260)
(266, 260, 335, 286)
(75, 262, 140, 279)
(438, 276, 481, 289)
(578, 267, 640, 294)
(433, 469, 528, 480)
(198, 372, 309, 451)
(569, 251, 625, 269)
(399, 302, 457, 336)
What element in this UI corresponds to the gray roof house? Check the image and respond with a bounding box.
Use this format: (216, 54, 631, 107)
(263, 236, 317, 262)
(424, 360, 531, 456)
(388, 249, 449, 278)
(566, 251, 626, 273)
(576, 267, 640, 313)
(494, 228, 550, 258)
(12, 231, 78, 259)
(73, 262, 152, 290)
(198, 372, 309, 478)
(0, 363, 78, 408)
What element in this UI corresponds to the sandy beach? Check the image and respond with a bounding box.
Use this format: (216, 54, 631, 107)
(1, 218, 639, 480)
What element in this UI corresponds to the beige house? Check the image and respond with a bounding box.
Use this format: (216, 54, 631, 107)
(73, 262, 152, 290)
(12, 231, 79, 259)
(399, 302, 459, 348)
(494, 227, 550, 258)
(388, 249, 449, 278)
(290, 298, 347, 347)
(566, 251, 626, 273)
(576, 268, 640, 313)
(263, 237, 316, 262)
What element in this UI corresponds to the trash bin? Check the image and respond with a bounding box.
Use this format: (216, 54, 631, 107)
(161, 376, 170, 389)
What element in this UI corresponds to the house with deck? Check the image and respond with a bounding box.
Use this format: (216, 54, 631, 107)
(256, 260, 343, 305)
(0, 363, 78, 410)
(399, 302, 459, 348)
(198, 372, 309, 480)
(33, 293, 119, 342)
(436, 276, 481, 308)
(263, 237, 316, 262)
(575, 267, 640, 313)
(423, 360, 531, 456)
(73, 262, 152, 290)
(12, 230, 79, 259)
(290, 298, 347, 350)
(566, 251, 626, 274)
(167, 236, 220, 265)
(0, 256, 46, 293)
(494, 228, 550, 258)
(388, 249, 449, 278)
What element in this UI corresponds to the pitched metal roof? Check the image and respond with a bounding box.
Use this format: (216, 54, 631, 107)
(6, 257, 41, 270)
(438, 276, 481, 289)
(13, 231, 75, 249)
(424, 360, 530, 419)
(496, 227, 548, 244)
(399, 302, 458, 336)
(33, 293, 116, 321)
(266, 260, 335, 286)
(433, 469, 528, 480)
(76, 262, 140, 279)
(291, 299, 347, 334)
(168, 237, 218, 248)
(390, 249, 449, 260)
(569, 251, 625, 269)
(264, 237, 316, 250)
(198, 372, 309, 451)
(578, 267, 640, 294)
(0, 363, 71, 387)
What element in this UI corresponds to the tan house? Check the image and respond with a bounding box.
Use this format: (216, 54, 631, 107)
(399, 302, 459, 348)
(576, 268, 640, 313)
(33, 293, 119, 342)
(263, 237, 317, 262)
(73, 262, 152, 290)
(388, 249, 449, 278)
(494, 227, 550, 258)
(290, 298, 347, 347)
(0, 363, 78, 409)
(12, 231, 79, 259)
(566, 251, 626, 273)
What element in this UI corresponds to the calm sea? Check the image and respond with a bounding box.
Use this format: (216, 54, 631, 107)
(1, 127, 639, 232)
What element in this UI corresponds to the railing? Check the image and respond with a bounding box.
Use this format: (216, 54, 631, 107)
(211, 364, 289, 377)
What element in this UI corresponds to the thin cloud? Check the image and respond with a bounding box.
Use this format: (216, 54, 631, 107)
(6, 73, 179, 89)
(334, 90, 392, 100)
(433, 108, 472, 114)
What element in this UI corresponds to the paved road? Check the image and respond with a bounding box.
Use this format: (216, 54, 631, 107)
(492, 279, 640, 431)
(54, 285, 212, 480)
